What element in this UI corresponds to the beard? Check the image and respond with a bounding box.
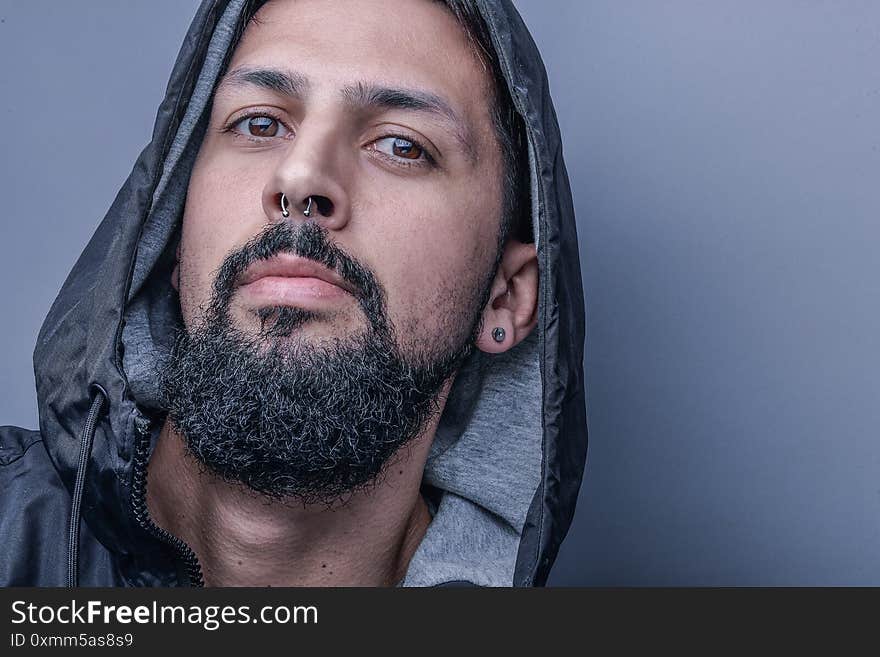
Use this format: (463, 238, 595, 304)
(159, 220, 492, 505)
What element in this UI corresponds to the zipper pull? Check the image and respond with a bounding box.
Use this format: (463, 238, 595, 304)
(134, 412, 152, 437)
(132, 412, 154, 462)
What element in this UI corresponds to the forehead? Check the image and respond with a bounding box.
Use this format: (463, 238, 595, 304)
(227, 0, 495, 122)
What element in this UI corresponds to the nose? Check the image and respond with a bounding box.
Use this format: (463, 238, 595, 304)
(260, 121, 351, 231)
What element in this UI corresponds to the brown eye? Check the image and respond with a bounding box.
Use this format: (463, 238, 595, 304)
(246, 116, 278, 136)
(373, 136, 428, 162)
(230, 114, 290, 139)
(392, 138, 422, 159)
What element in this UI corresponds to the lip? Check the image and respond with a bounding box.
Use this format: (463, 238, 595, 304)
(236, 254, 357, 298)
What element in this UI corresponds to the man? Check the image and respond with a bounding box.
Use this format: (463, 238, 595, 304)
(0, 0, 587, 587)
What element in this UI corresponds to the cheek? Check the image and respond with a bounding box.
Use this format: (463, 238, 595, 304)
(177, 153, 268, 323)
(358, 181, 499, 338)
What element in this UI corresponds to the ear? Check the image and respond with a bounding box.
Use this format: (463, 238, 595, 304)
(171, 242, 181, 292)
(475, 239, 539, 354)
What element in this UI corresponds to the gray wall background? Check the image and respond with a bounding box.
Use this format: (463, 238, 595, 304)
(1, 1, 878, 585)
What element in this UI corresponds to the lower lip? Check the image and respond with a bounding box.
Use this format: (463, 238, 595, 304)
(238, 276, 351, 306)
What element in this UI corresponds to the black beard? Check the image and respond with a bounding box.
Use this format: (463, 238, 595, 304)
(159, 221, 486, 505)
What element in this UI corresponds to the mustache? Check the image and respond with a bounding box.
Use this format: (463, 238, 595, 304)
(208, 221, 390, 338)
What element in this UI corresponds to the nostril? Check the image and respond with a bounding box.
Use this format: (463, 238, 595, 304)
(308, 195, 334, 217)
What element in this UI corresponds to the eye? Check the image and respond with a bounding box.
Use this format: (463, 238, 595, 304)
(373, 136, 426, 161)
(229, 114, 290, 139)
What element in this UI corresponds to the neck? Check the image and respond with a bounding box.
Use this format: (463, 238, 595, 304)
(146, 394, 447, 587)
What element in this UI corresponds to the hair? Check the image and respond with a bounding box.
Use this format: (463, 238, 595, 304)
(230, 0, 532, 247)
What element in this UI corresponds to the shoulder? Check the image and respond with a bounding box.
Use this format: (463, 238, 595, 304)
(0, 425, 61, 495)
(0, 424, 43, 466)
(0, 425, 71, 585)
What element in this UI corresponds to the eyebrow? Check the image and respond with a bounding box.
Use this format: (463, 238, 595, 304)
(218, 67, 310, 97)
(216, 66, 477, 163)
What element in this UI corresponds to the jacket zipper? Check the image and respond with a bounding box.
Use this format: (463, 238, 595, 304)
(130, 413, 204, 587)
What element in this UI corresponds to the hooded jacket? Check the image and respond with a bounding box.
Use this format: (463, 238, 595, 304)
(0, 0, 587, 587)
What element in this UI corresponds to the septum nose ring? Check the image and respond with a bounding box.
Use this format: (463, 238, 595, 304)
(280, 193, 314, 218)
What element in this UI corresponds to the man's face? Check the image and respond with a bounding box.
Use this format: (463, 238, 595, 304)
(178, 0, 505, 358)
(163, 0, 509, 502)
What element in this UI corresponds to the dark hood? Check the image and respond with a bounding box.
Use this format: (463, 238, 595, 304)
(33, 0, 587, 586)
